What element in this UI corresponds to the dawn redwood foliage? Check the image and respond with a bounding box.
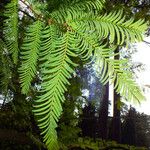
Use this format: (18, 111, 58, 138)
(1, 0, 148, 149)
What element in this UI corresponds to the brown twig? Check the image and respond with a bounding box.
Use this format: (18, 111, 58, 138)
(19, 0, 43, 20)
(19, 9, 35, 21)
(143, 40, 150, 45)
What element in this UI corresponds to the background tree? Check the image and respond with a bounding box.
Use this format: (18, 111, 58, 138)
(98, 84, 109, 140)
(122, 107, 137, 145)
(111, 48, 121, 143)
(121, 106, 150, 149)
(79, 101, 97, 139)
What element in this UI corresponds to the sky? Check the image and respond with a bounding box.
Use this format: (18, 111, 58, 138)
(131, 36, 150, 115)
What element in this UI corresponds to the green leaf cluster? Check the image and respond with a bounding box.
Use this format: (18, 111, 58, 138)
(3, 0, 18, 64)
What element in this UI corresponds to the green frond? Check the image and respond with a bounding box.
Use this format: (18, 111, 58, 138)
(115, 71, 145, 103)
(50, 0, 105, 24)
(69, 24, 100, 61)
(33, 29, 78, 150)
(3, 0, 18, 64)
(19, 21, 43, 94)
(0, 39, 12, 93)
(68, 10, 147, 45)
(39, 25, 58, 67)
(94, 46, 145, 103)
(70, 23, 145, 102)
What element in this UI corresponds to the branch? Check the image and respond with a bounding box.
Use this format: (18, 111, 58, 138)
(19, 0, 43, 20)
(143, 40, 150, 45)
(144, 84, 150, 88)
(19, 9, 35, 21)
(143, 40, 150, 48)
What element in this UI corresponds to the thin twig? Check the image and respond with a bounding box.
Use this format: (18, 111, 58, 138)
(143, 40, 150, 48)
(143, 40, 150, 45)
(19, 9, 35, 21)
(19, 0, 42, 19)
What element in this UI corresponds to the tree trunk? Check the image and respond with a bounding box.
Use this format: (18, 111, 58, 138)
(98, 83, 109, 139)
(111, 48, 121, 142)
(111, 92, 121, 142)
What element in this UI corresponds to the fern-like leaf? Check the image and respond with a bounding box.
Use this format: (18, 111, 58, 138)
(3, 0, 19, 64)
(50, 0, 105, 24)
(19, 21, 42, 94)
(64, 9, 146, 102)
(33, 28, 78, 150)
(70, 23, 145, 102)
(94, 46, 145, 103)
(68, 10, 147, 45)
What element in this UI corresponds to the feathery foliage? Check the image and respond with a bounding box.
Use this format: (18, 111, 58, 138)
(33, 27, 78, 149)
(3, 0, 18, 64)
(19, 21, 42, 94)
(0, 39, 12, 93)
(94, 46, 145, 103)
(2, 0, 148, 149)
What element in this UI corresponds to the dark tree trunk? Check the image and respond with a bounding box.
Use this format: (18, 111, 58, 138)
(98, 83, 109, 139)
(80, 102, 97, 139)
(111, 48, 121, 142)
(111, 92, 121, 142)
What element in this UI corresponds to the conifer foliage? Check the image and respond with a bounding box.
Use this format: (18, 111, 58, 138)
(2, 0, 148, 149)
(3, 0, 18, 64)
